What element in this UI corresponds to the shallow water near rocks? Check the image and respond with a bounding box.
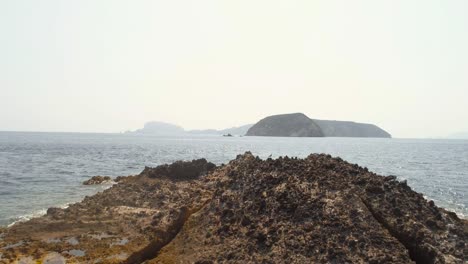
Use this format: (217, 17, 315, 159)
(66, 249, 86, 257)
(45, 238, 61, 243)
(66, 237, 79, 245)
(111, 237, 129, 246)
(2, 241, 24, 250)
(0, 132, 467, 227)
(88, 232, 115, 240)
(43, 252, 66, 264)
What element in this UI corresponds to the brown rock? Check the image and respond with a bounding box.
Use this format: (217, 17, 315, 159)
(142, 158, 216, 181)
(1, 154, 466, 263)
(82, 176, 112, 185)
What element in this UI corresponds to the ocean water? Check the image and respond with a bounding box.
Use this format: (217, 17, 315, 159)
(0, 132, 467, 226)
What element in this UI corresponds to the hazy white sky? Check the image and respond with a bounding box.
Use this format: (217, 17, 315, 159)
(1, 0, 467, 138)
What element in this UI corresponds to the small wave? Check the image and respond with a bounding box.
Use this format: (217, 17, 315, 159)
(7, 203, 71, 228)
(7, 209, 47, 227)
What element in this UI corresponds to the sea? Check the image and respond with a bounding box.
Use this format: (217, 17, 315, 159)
(0, 132, 467, 227)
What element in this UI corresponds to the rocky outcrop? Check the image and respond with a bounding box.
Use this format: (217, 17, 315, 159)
(141, 158, 216, 181)
(1, 154, 466, 263)
(83, 176, 112, 185)
(246, 113, 324, 137)
(246, 113, 391, 138)
(152, 154, 466, 263)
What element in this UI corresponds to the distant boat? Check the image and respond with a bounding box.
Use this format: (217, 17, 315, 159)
(223, 133, 233, 137)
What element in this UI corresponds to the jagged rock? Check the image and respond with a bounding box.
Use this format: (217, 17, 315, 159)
(82, 176, 112, 185)
(0, 154, 466, 263)
(115, 175, 128, 182)
(142, 158, 216, 181)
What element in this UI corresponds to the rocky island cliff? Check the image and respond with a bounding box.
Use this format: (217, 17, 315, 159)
(0, 153, 466, 263)
(246, 113, 391, 138)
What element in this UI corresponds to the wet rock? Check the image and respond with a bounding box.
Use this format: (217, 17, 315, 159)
(142, 159, 216, 181)
(82, 176, 112, 185)
(46, 207, 64, 219)
(115, 176, 128, 182)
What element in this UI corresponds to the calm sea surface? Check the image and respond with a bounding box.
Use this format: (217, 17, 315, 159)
(0, 132, 467, 226)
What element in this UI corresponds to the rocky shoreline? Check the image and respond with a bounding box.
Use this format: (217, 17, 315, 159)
(0, 153, 466, 263)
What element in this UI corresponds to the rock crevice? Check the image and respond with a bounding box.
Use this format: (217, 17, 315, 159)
(361, 198, 436, 264)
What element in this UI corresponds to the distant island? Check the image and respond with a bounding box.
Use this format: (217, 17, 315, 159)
(126, 114, 391, 138)
(188, 124, 253, 136)
(246, 113, 391, 138)
(128, 121, 186, 135)
(126, 121, 252, 136)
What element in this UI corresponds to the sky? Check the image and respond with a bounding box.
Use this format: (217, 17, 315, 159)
(1, 0, 467, 138)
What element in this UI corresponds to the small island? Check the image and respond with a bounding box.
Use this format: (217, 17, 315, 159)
(246, 113, 391, 138)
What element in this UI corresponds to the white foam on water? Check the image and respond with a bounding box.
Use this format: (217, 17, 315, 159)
(4, 183, 116, 228)
(7, 203, 71, 228)
(7, 209, 47, 227)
